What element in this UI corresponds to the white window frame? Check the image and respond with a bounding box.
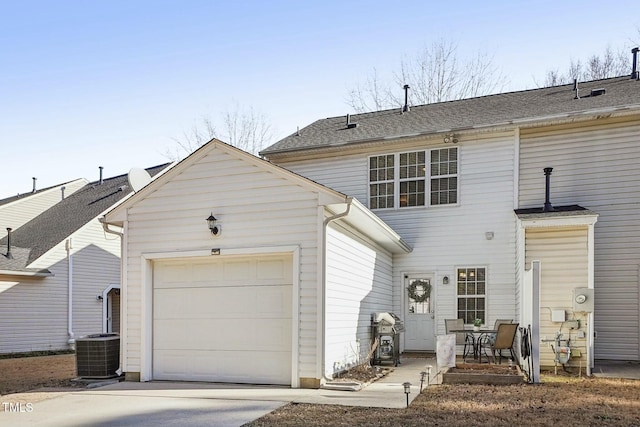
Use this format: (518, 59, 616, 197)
(456, 266, 487, 326)
(368, 147, 459, 210)
(429, 147, 458, 207)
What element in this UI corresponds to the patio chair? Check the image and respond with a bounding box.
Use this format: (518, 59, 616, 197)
(478, 322, 519, 364)
(445, 318, 474, 360)
(478, 319, 513, 345)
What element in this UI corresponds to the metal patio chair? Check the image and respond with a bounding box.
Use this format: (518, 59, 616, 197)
(478, 322, 519, 364)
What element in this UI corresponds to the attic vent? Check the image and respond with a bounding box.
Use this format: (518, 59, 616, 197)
(346, 114, 358, 129)
(590, 88, 606, 97)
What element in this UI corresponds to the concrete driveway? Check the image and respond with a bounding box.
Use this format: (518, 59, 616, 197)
(1, 390, 286, 427)
(1, 356, 436, 427)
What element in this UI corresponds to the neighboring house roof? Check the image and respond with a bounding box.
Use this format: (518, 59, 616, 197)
(261, 76, 640, 155)
(0, 179, 84, 207)
(0, 164, 170, 273)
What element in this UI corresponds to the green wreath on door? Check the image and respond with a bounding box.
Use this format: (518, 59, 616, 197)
(407, 279, 431, 303)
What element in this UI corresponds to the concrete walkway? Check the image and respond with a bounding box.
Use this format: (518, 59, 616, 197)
(0, 356, 438, 427)
(593, 360, 640, 380)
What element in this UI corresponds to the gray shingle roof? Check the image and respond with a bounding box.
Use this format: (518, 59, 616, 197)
(262, 76, 640, 155)
(0, 164, 169, 272)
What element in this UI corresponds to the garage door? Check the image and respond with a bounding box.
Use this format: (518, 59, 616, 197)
(153, 254, 293, 385)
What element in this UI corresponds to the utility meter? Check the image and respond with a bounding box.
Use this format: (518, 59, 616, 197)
(572, 288, 594, 312)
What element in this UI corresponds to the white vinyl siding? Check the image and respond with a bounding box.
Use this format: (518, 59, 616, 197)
(520, 117, 640, 360)
(0, 219, 121, 354)
(120, 146, 322, 382)
(524, 227, 589, 368)
(276, 132, 518, 342)
(325, 222, 393, 376)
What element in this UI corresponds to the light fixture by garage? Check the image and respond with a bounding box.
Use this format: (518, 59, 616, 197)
(206, 213, 220, 236)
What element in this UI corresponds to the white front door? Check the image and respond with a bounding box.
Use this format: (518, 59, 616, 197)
(404, 276, 435, 351)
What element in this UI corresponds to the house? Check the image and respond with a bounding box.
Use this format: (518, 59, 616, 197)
(104, 72, 640, 388)
(262, 74, 640, 377)
(102, 142, 410, 387)
(0, 165, 168, 354)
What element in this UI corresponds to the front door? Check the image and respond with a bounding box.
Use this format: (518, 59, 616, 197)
(404, 276, 435, 351)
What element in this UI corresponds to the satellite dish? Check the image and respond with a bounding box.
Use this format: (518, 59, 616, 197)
(127, 168, 151, 193)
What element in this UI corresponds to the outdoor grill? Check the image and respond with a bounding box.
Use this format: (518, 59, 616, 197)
(371, 312, 405, 366)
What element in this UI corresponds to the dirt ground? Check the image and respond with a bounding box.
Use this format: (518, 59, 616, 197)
(0, 353, 79, 396)
(2, 354, 640, 426)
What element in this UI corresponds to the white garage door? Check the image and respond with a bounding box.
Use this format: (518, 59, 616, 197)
(153, 254, 293, 385)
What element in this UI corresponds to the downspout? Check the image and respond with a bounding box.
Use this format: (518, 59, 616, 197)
(320, 196, 353, 383)
(66, 238, 75, 350)
(100, 217, 124, 376)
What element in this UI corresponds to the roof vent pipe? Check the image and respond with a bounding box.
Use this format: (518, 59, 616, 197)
(61, 186, 66, 200)
(543, 167, 555, 212)
(632, 47, 639, 80)
(573, 79, 580, 99)
(99, 166, 104, 185)
(6, 228, 13, 260)
(32, 177, 37, 193)
(402, 84, 410, 113)
(346, 113, 358, 129)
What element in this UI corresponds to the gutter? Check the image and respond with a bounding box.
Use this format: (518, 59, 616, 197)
(0, 269, 53, 277)
(65, 238, 75, 350)
(100, 217, 124, 238)
(319, 196, 353, 383)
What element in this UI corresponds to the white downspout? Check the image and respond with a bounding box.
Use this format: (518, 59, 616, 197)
(66, 238, 75, 350)
(320, 196, 353, 383)
(100, 218, 124, 376)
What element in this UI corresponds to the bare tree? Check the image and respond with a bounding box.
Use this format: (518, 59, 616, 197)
(165, 103, 274, 161)
(347, 40, 508, 112)
(537, 45, 630, 87)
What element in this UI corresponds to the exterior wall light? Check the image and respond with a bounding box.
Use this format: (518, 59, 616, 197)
(206, 213, 220, 236)
(442, 275, 449, 285)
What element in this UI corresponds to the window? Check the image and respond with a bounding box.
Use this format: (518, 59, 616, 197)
(431, 147, 458, 205)
(399, 151, 425, 207)
(457, 267, 486, 325)
(368, 147, 457, 209)
(369, 155, 394, 209)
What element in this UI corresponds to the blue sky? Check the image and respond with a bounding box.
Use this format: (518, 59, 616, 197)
(1, 1, 638, 197)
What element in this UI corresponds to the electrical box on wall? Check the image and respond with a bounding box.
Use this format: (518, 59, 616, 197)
(551, 309, 566, 322)
(573, 288, 594, 312)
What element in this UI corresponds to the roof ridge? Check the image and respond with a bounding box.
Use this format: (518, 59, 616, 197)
(331, 76, 632, 121)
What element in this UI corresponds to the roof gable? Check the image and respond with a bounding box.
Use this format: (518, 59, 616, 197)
(104, 139, 349, 223)
(262, 76, 640, 156)
(103, 140, 411, 254)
